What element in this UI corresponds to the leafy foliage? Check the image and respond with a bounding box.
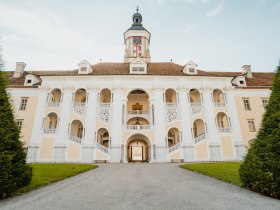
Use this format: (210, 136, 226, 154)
(239, 64, 280, 198)
(0, 51, 32, 199)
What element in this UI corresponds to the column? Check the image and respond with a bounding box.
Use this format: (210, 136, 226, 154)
(110, 85, 123, 163)
(177, 85, 195, 162)
(27, 86, 49, 162)
(202, 87, 221, 161)
(225, 87, 246, 160)
(54, 85, 74, 162)
(82, 85, 99, 163)
(153, 85, 166, 162)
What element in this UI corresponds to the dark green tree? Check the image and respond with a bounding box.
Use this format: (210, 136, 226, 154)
(239, 64, 280, 198)
(0, 48, 32, 199)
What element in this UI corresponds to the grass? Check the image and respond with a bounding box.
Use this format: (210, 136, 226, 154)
(15, 164, 98, 195)
(180, 162, 241, 186)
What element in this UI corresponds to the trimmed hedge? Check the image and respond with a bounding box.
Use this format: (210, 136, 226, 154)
(0, 54, 32, 199)
(239, 64, 280, 198)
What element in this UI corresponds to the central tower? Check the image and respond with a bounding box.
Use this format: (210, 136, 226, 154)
(124, 7, 151, 63)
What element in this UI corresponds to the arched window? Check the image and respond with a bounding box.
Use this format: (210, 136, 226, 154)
(167, 128, 180, 147)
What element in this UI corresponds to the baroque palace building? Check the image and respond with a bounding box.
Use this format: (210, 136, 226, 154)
(7, 9, 273, 163)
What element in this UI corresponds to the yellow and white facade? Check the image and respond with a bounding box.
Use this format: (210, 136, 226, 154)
(7, 9, 273, 163)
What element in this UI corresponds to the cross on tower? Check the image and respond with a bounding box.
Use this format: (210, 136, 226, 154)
(136, 6, 139, 13)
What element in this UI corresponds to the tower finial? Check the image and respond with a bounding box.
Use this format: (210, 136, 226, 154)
(136, 5, 139, 13)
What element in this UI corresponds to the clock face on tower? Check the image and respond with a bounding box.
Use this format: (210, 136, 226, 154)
(133, 36, 142, 45)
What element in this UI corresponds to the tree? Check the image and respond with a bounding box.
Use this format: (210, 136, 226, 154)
(239, 64, 280, 198)
(0, 48, 32, 199)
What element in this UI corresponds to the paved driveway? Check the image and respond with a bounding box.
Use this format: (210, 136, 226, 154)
(0, 163, 279, 210)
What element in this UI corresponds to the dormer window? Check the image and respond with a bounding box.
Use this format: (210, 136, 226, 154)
(78, 59, 93, 75)
(189, 68, 195, 73)
(24, 74, 40, 86)
(240, 80, 244, 85)
(129, 57, 147, 74)
(81, 67, 87, 72)
(183, 60, 198, 75)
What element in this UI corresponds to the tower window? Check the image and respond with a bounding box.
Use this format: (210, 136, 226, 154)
(136, 19, 139, 23)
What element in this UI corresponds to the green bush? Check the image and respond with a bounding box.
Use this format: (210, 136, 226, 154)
(0, 53, 32, 199)
(239, 64, 280, 199)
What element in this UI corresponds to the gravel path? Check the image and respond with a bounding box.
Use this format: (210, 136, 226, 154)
(0, 163, 279, 210)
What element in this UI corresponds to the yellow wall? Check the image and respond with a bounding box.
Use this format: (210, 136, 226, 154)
(170, 149, 182, 159)
(39, 138, 54, 160)
(11, 95, 39, 146)
(196, 141, 208, 158)
(221, 136, 234, 158)
(68, 143, 80, 160)
(235, 95, 266, 146)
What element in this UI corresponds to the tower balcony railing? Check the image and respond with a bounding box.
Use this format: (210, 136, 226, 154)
(47, 101, 60, 108)
(126, 125, 151, 130)
(69, 134, 82, 144)
(194, 133, 206, 143)
(218, 127, 231, 132)
(191, 102, 203, 115)
(72, 102, 87, 116)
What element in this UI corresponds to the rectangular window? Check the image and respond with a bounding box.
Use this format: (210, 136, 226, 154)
(262, 98, 268, 108)
(19, 98, 28, 110)
(189, 68, 195, 73)
(16, 119, 23, 130)
(81, 67, 87, 71)
(248, 119, 256, 132)
(243, 98, 251, 111)
(27, 79, 32, 84)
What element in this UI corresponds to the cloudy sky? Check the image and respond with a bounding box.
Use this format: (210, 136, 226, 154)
(0, 0, 280, 72)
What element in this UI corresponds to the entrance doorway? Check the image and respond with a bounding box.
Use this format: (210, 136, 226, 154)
(126, 134, 150, 162)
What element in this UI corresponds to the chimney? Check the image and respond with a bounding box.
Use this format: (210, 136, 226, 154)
(242, 65, 253, 78)
(13, 62, 26, 78)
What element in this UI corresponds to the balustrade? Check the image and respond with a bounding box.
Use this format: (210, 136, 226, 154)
(169, 143, 180, 153)
(69, 134, 82, 144)
(194, 133, 206, 143)
(126, 125, 151, 130)
(218, 128, 230, 132)
(97, 143, 109, 154)
(43, 128, 56, 133)
(47, 102, 60, 107)
(72, 102, 87, 116)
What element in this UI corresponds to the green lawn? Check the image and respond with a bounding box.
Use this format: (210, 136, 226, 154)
(180, 162, 241, 186)
(15, 164, 98, 195)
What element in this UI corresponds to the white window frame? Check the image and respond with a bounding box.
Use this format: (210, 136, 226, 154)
(243, 98, 251, 111)
(247, 119, 256, 132)
(16, 119, 24, 130)
(19, 98, 28, 110)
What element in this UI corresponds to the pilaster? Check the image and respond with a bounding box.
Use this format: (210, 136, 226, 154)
(201, 86, 221, 161)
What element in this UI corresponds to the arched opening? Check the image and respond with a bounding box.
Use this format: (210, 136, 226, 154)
(97, 128, 110, 148)
(167, 127, 180, 147)
(48, 89, 61, 106)
(213, 89, 225, 105)
(74, 88, 87, 104)
(70, 120, 84, 139)
(126, 89, 150, 125)
(193, 119, 206, 143)
(217, 112, 230, 132)
(165, 88, 177, 105)
(126, 134, 150, 162)
(44, 112, 58, 133)
(100, 88, 111, 104)
(189, 89, 201, 104)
